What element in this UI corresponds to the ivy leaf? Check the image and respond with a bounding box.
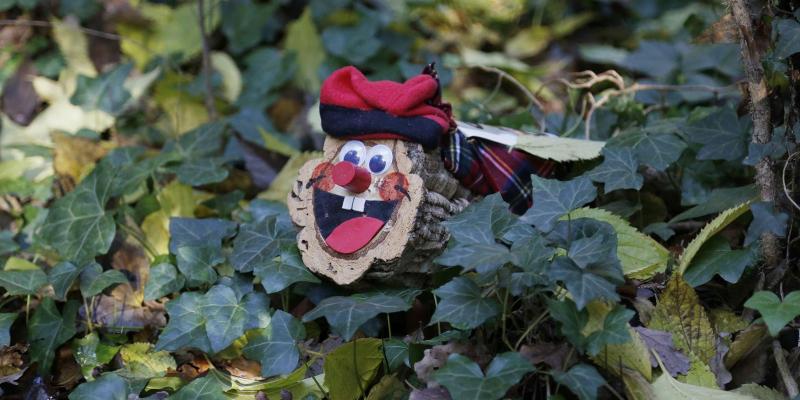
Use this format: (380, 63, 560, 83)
(221, 0, 276, 54)
(683, 236, 755, 287)
(302, 292, 413, 340)
(744, 291, 800, 337)
(175, 245, 224, 288)
(39, 159, 116, 263)
(253, 246, 319, 294)
(79, 262, 128, 298)
(230, 215, 296, 273)
(520, 176, 597, 232)
(70, 63, 132, 115)
(49, 261, 84, 300)
(550, 255, 621, 310)
(587, 147, 643, 193)
(684, 108, 748, 161)
(174, 157, 229, 186)
(28, 298, 79, 373)
(383, 339, 409, 372)
(168, 217, 238, 254)
(168, 375, 227, 400)
(775, 18, 800, 59)
(324, 338, 384, 400)
(443, 193, 516, 244)
(0, 267, 47, 296)
(552, 363, 606, 400)
(432, 352, 535, 400)
(68, 373, 129, 400)
(155, 292, 213, 354)
(0, 313, 16, 346)
(548, 298, 588, 350)
(585, 306, 634, 356)
(243, 310, 306, 378)
(72, 332, 120, 380)
(744, 201, 789, 246)
(430, 277, 501, 330)
(435, 243, 511, 274)
(163, 121, 227, 161)
(607, 120, 687, 171)
(203, 285, 250, 353)
(144, 263, 185, 301)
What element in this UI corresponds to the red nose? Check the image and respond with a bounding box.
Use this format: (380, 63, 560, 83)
(332, 162, 371, 193)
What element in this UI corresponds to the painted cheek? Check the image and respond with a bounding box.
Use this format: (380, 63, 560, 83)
(311, 162, 335, 191)
(378, 172, 409, 201)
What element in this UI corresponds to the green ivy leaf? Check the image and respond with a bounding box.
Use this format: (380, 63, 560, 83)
(549, 257, 620, 310)
(49, 261, 84, 300)
(302, 292, 414, 341)
(155, 292, 213, 353)
(520, 176, 597, 232)
(29, 298, 79, 373)
(383, 339, 409, 372)
(70, 63, 132, 115)
(324, 338, 384, 400)
(168, 374, 227, 400)
(203, 285, 251, 353)
(435, 243, 511, 274)
(79, 262, 128, 298)
(144, 263, 185, 301)
(744, 201, 789, 246)
(0, 231, 18, 256)
(430, 277, 501, 330)
(0, 312, 16, 346)
(443, 193, 516, 244)
(669, 185, 758, 224)
(607, 119, 687, 171)
(243, 310, 306, 378)
(68, 373, 129, 400)
(585, 306, 634, 356)
(552, 363, 606, 400)
(174, 158, 229, 187)
(0, 267, 47, 296)
(253, 245, 319, 294)
(684, 108, 748, 161)
(163, 121, 227, 161)
(220, 0, 276, 54)
(775, 18, 800, 59)
(39, 158, 117, 263)
(683, 236, 755, 287)
(587, 147, 643, 193)
(432, 352, 535, 400)
(230, 215, 295, 273)
(72, 332, 120, 380)
(548, 298, 588, 350)
(168, 217, 238, 254)
(175, 245, 224, 288)
(744, 291, 800, 337)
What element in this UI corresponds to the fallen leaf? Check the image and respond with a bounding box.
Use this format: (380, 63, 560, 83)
(634, 326, 690, 376)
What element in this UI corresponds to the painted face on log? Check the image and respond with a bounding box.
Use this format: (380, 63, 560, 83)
(288, 137, 424, 285)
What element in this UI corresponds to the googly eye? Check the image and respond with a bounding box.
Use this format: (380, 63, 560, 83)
(366, 144, 393, 175)
(338, 140, 366, 166)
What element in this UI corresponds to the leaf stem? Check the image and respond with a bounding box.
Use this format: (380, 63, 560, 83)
(386, 314, 393, 338)
(515, 309, 549, 350)
(305, 360, 328, 398)
(501, 287, 514, 351)
(432, 294, 442, 337)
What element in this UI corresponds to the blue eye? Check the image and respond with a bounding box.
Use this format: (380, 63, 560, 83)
(366, 145, 393, 175)
(338, 141, 366, 165)
(344, 150, 361, 165)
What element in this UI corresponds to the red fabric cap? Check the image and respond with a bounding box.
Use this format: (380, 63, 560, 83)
(320, 66, 451, 130)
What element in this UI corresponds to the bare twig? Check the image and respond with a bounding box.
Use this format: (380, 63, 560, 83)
(729, 0, 781, 267)
(782, 151, 800, 212)
(0, 19, 123, 41)
(197, 0, 217, 120)
(773, 340, 799, 397)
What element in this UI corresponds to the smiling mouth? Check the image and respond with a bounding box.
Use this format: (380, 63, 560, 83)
(313, 189, 399, 254)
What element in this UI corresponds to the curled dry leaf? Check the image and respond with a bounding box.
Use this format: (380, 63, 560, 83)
(414, 342, 472, 385)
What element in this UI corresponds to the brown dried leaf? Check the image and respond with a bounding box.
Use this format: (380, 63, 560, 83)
(724, 324, 769, 369)
(2, 61, 40, 126)
(91, 294, 166, 330)
(414, 342, 471, 384)
(519, 342, 569, 370)
(634, 326, 690, 377)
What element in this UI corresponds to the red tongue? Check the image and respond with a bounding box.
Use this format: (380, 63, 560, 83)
(325, 216, 385, 254)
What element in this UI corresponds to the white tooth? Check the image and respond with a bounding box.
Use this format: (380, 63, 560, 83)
(352, 197, 366, 212)
(342, 195, 355, 210)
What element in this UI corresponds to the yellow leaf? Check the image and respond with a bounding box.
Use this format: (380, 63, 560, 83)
(676, 353, 717, 389)
(153, 72, 209, 136)
(284, 8, 325, 92)
(652, 369, 757, 400)
(724, 324, 768, 369)
(52, 132, 112, 182)
(324, 338, 383, 400)
(677, 201, 751, 275)
(708, 308, 749, 334)
(210, 52, 242, 103)
(505, 26, 551, 58)
(566, 207, 670, 279)
(51, 18, 96, 78)
(140, 181, 210, 256)
(515, 134, 605, 162)
(583, 301, 652, 380)
(622, 368, 656, 400)
(648, 276, 716, 364)
(258, 152, 322, 203)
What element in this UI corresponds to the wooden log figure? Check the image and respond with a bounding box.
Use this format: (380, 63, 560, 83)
(289, 65, 555, 286)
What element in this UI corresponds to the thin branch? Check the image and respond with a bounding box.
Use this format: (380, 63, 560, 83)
(0, 19, 123, 41)
(773, 340, 799, 397)
(197, 0, 217, 120)
(782, 151, 800, 212)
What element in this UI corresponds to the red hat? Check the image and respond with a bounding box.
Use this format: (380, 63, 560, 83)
(319, 66, 452, 149)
